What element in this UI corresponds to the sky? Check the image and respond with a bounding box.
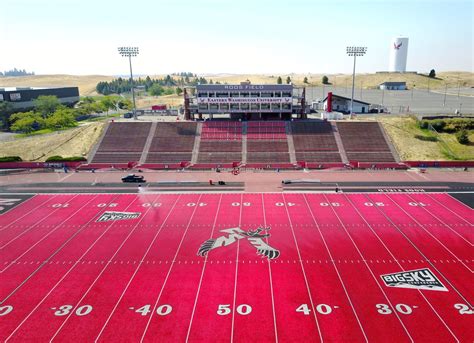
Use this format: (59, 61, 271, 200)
(1, 0, 472, 75)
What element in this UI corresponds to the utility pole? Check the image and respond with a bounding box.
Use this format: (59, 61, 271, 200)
(118, 46, 139, 120)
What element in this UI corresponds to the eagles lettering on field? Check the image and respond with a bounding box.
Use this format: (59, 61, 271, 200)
(198, 227, 280, 260)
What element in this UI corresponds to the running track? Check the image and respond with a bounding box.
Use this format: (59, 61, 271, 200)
(0, 192, 472, 342)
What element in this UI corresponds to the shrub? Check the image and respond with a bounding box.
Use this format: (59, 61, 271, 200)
(456, 130, 470, 145)
(430, 119, 446, 131)
(0, 156, 22, 162)
(45, 156, 87, 162)
(414, 135, 438, 142)
(418, 120, 429, 129)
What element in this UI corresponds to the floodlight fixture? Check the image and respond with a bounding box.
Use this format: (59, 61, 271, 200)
(346, 46, 367, 115)
(118, 46, 140, 119)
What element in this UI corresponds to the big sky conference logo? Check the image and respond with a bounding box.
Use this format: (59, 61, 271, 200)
(198, 227, 280, 260)
(96, 211, 141, 222)
(381, 268, 448, 292)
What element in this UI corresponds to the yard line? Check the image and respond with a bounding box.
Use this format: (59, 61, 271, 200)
(388, 194, 472, 273)
(230, 193, 243, 343)
(424, 194, 473, 246)
(302, 194, 368, 343)
(1, 194, 90, 273)
(184, 194, 223, 343)
(0, 194, 105, 305)
(49, 193, 161, 341)
(427, 193, 473, 225)
(281, 194, 323, 342)
(139, 194, 203, 343)
(94, 194, 179, 342)
(4, 195, 139, 342)
(322, 193, 414, 343)
(344, 193, 459, 342)
(368, 193, 472, 308)
(261, 193, 278, 343)
(0, 195, 77, 250)
(0, 195, 56, 232)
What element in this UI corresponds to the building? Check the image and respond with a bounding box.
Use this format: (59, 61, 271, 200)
(388, 37, 409, 72)
(322, 92, 371, 114)
(379, 82, 407, 90)
(0, 87, 80, 111)
(185, 82, 306, 120)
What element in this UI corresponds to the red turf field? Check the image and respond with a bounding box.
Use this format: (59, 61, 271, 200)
(0, 192, 472, 342)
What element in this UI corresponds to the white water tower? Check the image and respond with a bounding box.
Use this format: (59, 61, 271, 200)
(389, 37, 409, 72)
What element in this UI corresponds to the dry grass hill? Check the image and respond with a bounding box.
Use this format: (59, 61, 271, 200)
(1, 72, 472, 97)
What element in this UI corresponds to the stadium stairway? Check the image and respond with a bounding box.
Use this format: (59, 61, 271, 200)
(242, 122, 248, 164)
(285, 122, 297, 164)
(191, 122, 203, 164)
(139, 122, 157, 164)
(330, 122, 349, 164)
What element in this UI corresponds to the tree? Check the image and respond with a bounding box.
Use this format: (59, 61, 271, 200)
(322, 75, 329, 84)
(429, 69, 436, 78)
(456, 130, 469, 145)
(0, 101, 14, 129)
(176, 87, 183, 95)
(100, 96, 115, 115)
(34, 95, 61, 118)
(286, 76, 291, 84)
(303, 77, 309, 84)
(277, 76, 282, 84)
(9, 111, 44, 133)
(44, 108, 77, 129)
(149, 84, 164, 96)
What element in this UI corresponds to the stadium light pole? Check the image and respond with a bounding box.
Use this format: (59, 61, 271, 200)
(118, 47, 139, 120)
(346, 46, 367, 116)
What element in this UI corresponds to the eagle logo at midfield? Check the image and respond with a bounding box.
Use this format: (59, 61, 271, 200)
(393, 42, 402, 50)
(198, 227, 280, 259)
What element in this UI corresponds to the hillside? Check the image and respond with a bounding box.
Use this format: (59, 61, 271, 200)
(0, 74, 114, 96)
(1, 72, 472, 98)
(0, 122, 105, 161)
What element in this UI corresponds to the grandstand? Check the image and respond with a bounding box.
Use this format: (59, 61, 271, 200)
(90, 120, 399, 167)
(337, 122, 397, 162)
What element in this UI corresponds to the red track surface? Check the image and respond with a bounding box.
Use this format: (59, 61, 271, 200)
(0, 192, 472, 342)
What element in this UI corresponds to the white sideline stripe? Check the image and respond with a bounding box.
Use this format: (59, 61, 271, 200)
(139, 194, 203, 342)
(302, 194, 368, 342)
(49, 194, 162, 341)
(282, 193, 323, 342)
(94, 194, 178, 342)
(345, 193, 460, 342)
(389, 194, 473, 273)
(4, 195, 139, 342)
(184, 194, 223, 342)
(261, 193, 278, 343)
(372, 193, 472, 307)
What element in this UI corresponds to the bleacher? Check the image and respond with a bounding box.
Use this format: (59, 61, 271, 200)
(246, 121, 290, 163)
(197, 122, 243, 163)
(91, 122, 151, 163)
(291, 121, 342, 162)
(145, 122, 197, 164)
(337, 122, 396, 162)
